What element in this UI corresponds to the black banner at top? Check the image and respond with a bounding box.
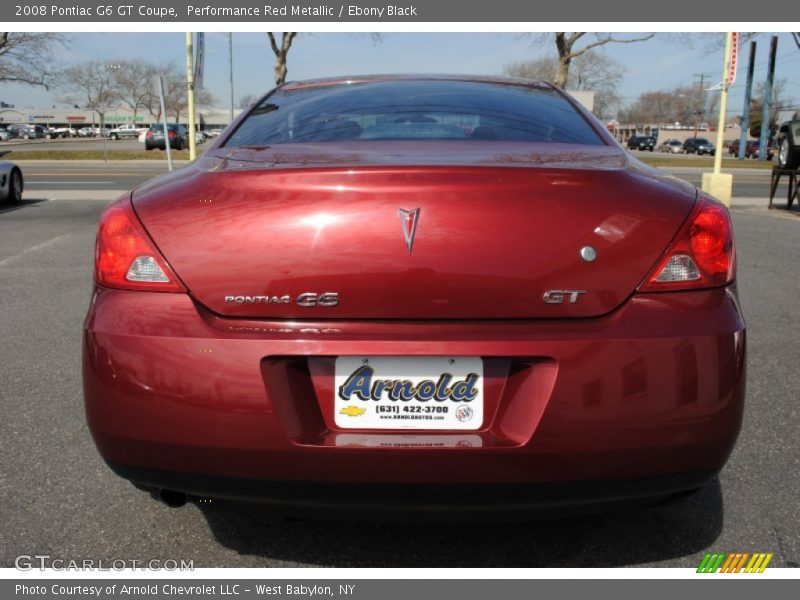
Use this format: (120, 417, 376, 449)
(2, 0, 786, 22)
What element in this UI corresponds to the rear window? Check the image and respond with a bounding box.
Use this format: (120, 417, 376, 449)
(224, 79, 604, 147)
(150, 124, 181, 132)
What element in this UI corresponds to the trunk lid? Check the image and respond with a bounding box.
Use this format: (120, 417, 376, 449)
(133, 142, 696, 319)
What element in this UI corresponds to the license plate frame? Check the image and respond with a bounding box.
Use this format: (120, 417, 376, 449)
(333, 356, 484, 430)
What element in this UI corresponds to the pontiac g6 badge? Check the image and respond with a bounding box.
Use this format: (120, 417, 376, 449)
(398, 208, 420, 254)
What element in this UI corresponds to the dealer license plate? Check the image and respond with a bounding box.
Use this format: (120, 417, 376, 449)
(334, 356, 484, 430)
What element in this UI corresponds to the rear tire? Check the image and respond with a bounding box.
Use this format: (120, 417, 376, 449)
(778, 137, 799, 169)
(8, 168, 23, 203)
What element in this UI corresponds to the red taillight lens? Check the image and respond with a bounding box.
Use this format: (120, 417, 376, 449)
(146, 131, 153, 138)
(640, 195, 735, 292)
(168, 130, 176, 138)
(95, 200, 185, 292)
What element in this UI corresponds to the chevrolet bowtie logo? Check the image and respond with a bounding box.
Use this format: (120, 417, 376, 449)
(339, 405, 367, 417)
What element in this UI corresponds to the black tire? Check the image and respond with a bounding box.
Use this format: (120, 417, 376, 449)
(8, 168, 23, 203)
(778, 137, 800, 169)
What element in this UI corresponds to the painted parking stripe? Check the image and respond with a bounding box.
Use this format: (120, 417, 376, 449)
(0, 232, 73, 269)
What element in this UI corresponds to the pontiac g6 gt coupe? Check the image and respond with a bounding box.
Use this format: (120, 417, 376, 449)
(83, 76, 745, 516)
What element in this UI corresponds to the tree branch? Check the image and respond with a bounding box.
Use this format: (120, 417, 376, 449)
(267, 33, 280, 56)
(570, 33, 655, 59)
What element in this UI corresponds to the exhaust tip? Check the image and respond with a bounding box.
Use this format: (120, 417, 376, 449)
(159, 489, 188, 508)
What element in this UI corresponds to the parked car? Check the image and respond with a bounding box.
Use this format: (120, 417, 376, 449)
(658, 139, 684, 154)
(0, 160, 23, 204)
(51, 127, 77, 138)
(776, 120, 800, 169)
(683, 137, 716, 155)
(5, 124, 27, 138)
(145, 123, 188, 150)
(727, 139, 774, 160)
(626, 135, 656, 151)
(84, 76, 745, 516)
(108, 123, 146, 140)
(0, 127, 11, 141)
(7, 124, 45, 139)
(77, 126, 98, 137)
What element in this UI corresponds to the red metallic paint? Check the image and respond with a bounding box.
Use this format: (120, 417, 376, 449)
(132, 144, 697, 320)
(83, 285, 745, 486)
(82, 77, 746, 507)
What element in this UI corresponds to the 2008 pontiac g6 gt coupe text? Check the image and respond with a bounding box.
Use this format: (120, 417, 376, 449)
(83, 76, 745, 516)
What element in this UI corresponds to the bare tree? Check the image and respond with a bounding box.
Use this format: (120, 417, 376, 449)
(620, 84, 719, 127)
(0, 32, 68, 88)
(267, 32, 297, 85)
(112, 58, 155, 124)
(60, 60, 119, 131)
(503, 56, 557, 81)
(531, 33, 655, 88)
(151, 62, 214, 123)
(504, 50, 624, 120)
(748, 78, 794, 137)
(238, 93, 257, 109)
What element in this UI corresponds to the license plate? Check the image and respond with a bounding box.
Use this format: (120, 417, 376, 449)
(334, 356, 484, 430)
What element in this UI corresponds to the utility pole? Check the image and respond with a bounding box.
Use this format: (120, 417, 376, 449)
(701, 32, 735, 206)
(186, 32, 197, 160)
(758, 35, 778, 161)
(693, 73, 707, 139)
(156, 75, 173, 171)
(228, 33, 234, 124)
(738, 41, 757, 160)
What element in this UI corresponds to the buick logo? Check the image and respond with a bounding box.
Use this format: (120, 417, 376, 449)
(398, 208, 420, 254)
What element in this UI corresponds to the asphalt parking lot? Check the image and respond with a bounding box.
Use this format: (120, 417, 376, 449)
(0, 169, 798, 568)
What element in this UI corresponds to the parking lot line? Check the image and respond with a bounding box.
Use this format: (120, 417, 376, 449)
(0, 232, 73, 269)
(26, 181, 116, 185)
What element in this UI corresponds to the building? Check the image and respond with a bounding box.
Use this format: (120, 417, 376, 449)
(0, 106, 243, 131)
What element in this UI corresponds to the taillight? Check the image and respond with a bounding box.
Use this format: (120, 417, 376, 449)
(640, 195, 735, 292)
(95, 200, 185, 292)
(168, 130, 176, 138)
(146, 131, 153, 138)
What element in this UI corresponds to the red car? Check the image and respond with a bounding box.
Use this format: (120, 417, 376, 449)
(83, 76, 745, 517)
(728, 138, 774, 160)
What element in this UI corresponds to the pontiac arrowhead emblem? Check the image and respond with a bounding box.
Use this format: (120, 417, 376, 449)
(398, 208, 420, 254)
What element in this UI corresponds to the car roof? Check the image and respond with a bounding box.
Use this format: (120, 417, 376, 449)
(279, 74, 555, 92)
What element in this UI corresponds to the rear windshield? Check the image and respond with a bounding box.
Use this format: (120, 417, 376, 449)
(224, 80, 604, 147)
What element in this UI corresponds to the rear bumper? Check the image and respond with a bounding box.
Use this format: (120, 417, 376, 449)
(111, 463, 716, 518)
(83, 286, 746, 497)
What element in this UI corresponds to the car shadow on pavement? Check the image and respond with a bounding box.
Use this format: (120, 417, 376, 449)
(0, 198, 48, 215)
(196, 478, 723, 567)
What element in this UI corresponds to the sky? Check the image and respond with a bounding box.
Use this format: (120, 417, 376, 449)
(2, 32, 799, 119)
